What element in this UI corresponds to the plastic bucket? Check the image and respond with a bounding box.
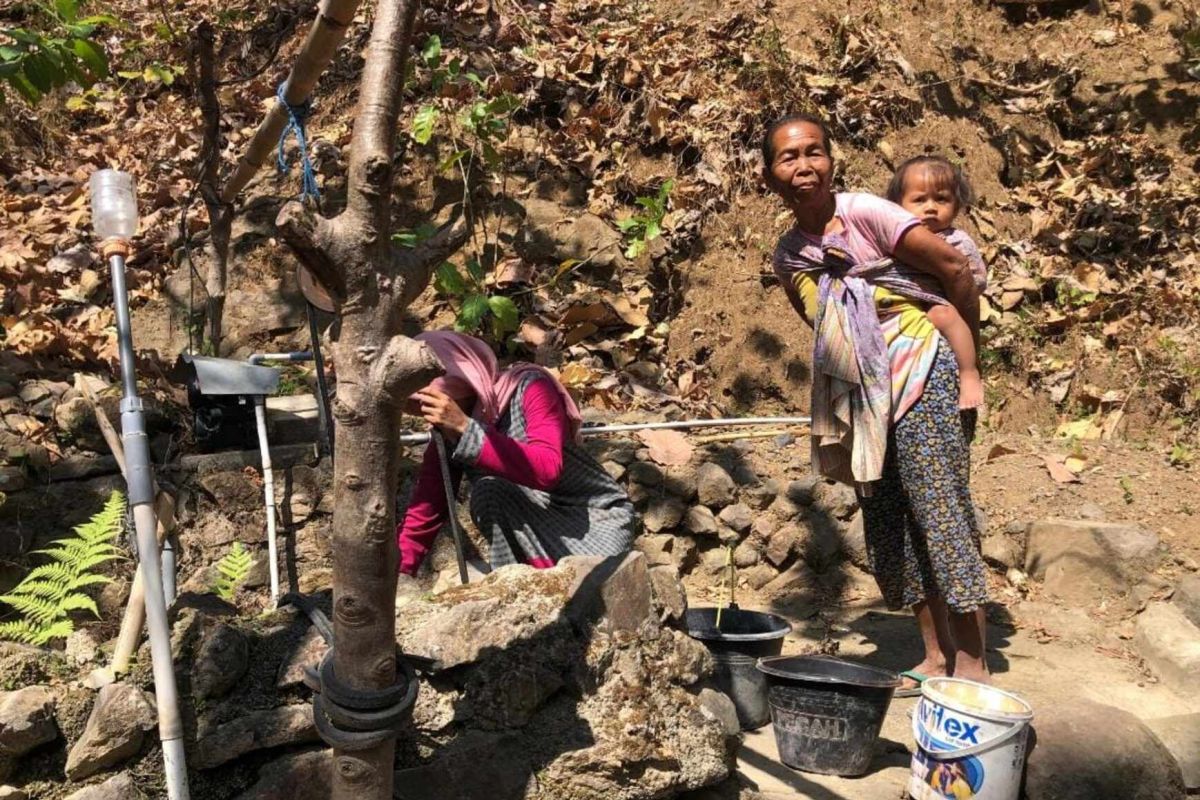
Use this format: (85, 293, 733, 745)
(757, 655, 900, 776)
(909, 677, 1033, 800)
(684, 607, 791, 730)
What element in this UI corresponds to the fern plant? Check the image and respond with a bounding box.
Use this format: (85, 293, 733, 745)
(213, 542, 252, 601)
(0, 490, 125, 646)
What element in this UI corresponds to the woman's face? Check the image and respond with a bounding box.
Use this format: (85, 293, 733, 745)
(765, 121, 834, 211)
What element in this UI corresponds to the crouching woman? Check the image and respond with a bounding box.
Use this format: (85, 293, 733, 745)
(396, 331, 636, 576)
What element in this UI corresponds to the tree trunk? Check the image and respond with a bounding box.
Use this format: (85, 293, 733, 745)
(275, 0, 468, 796)
(196, 21, 232, 353)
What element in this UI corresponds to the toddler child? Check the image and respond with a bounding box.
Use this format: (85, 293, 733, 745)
(887, 155, 988, 409)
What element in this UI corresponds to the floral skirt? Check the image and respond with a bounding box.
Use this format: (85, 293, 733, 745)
(859, 340, 988, 613)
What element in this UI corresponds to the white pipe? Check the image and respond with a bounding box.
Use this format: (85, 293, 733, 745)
(397, 415, 812, 445)
(254, 397, 280, 603)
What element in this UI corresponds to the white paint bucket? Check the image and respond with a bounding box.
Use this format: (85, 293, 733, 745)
(909, 677, 1033, 800)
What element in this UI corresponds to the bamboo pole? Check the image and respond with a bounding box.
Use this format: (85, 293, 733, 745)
(79, 379, 175, 684)
(219, 0, 364, 203)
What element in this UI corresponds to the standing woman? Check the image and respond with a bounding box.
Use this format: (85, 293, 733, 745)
(396, 331, 636, 577)
(763, 113, 990, 690)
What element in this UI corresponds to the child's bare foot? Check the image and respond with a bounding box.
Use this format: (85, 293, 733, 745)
(958, 370, 985, 410)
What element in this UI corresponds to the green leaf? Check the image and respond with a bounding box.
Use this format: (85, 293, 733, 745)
(464, 71, 485, 89)
(457, 293, 490, 332)
(433, 262, 467, 297)
(54, 0, 79, 23)
(485, 93, 520, 115)
(411, 105, 438, 145)
(421, 35, 442, 68)
(465, 258, 486, 283)
(23, 53, 60, 93)
(76, 14, 121, 26)
(438, 148, 469, 173)
(615, 218, 641, 233)
(481, 141, 501, 168)
(487, 296, 519, 334)
(643, 219, 661, 242)
(625, 239, 647, 259)
(70, 38, 106, 80)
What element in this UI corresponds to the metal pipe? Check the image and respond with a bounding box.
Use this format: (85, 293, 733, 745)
(431, 431, 468, 585)
(108, 250, 190, 800)
(248, 352, 313, 365)
(306, 302, 335, 459)
(397, 415, 812, 446)
(254, 397, 281, 602)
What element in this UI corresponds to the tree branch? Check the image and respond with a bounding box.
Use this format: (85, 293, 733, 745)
(346, 0, 420, 227)
(197, 21, 234, 351)
(391, 208, 471, 308)
(277, 201, 347, 305)
(373, 335, 443, 405)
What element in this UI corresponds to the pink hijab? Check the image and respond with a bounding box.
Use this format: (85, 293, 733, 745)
(413, 331, 584, 443)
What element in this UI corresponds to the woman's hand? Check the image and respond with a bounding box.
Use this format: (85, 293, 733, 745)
(412, 387, 471, 437)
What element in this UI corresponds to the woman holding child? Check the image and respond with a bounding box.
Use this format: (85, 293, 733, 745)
(763, 113, 990, 690)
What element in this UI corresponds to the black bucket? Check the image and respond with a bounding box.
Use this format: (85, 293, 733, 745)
(684, 607, 791, 730)
(756, 655, 900, 776)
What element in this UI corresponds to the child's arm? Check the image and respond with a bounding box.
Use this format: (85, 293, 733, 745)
(926, 303, 984, 409)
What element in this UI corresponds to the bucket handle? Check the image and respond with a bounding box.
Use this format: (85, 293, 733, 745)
(911, 702, 1028, 761)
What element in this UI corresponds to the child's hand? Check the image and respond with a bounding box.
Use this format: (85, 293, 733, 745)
(958, 370, 985, 411)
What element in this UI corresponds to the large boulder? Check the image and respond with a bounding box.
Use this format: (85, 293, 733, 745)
(516, 199, 629, 278)
(1175, 575, 1200, 629)
(192, 622, 249, 701)
(65, 684, 155, 780)
(235, 749, 331, 800)
(394, 555, 735, 799)
(1024, 698, 1185, 800)
(1134, 603, 1200, 695)
(1145, 714, 1200, 791)
(1025, 519, 1160, 603)
(195, 705, 320, 769)
(0, 685, 57, 781)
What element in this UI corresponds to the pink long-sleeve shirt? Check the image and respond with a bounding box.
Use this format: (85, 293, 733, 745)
(396, 377, 569, 575)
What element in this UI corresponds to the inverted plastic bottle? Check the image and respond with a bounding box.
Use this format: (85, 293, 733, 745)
(89, 169, 139, 240)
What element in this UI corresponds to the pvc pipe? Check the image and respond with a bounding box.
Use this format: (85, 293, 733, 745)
(109, 250, 190, 800)
(397, 416, 812, 446)
(254, 397, 280, 603)
(161, 536, 176, 605)
(248, 352, 313, 365)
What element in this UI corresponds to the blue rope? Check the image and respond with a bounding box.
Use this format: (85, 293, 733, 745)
(276, 82, 320, 200)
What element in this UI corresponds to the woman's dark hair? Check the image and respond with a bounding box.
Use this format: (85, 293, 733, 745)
(886, 155, 975, 211)
(761, 113, 833, 168)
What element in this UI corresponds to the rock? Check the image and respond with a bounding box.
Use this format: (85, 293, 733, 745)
(696, 463, 736, 508)
(1024, 698, 1185, 800)
(517, 198, 629, 278)
(64, 772, 144, 800)
(16, 381, 54, 405)
(981, 535, 1021, 570)
(743, 479, 779, 511)
(0, 467, 27, 493)
(732, 541, 759, 568)
(1025, 519, 1161, 603)
(222, 280, 307, 346)
(648, 564, 688, 624)
(192, 623, 250, 700)
(765, 525, 798, 567)
(663, 464, 699, 501)
(0, 685, 57, 764)
(696, 688, 739, 739)
(394, 732, 532, 800)
(627, 460, 664, 486)
(1144, 714, 1200, 790)
(65, 683, 156, 780)
(627, 480, 654, 507)
(565, 552, 653, 634)
(716, 503, 753, 533)
(812, 481, 858, 520)
(1134, 603, 1200, 695)
(65, 629, 101, 665)
(601, 460, 626, 481)
(767, 493, 801, 521)
(730, 463, 758, 486)
(742, 564, 778, 590)
(644, 496, 686, 533)
(53, 396, 107, 451)
(1078, 501, 1106, 520)
(0, 786, 27, 800)
(762, 561, 817, 596)
(234, 749, 331, 800)
(684, 505, 719, 536)
(634, 534, 677, 567)
(672, 536, 699, 573)
(840, 511, 870, 571)
(1175, 575, 1200, 629)
(196, 705, 320, 769)
(784, 477, 821, 506)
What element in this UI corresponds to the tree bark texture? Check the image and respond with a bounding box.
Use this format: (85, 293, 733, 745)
(196, 21, 233, 352)
(275, 0, 468, 796)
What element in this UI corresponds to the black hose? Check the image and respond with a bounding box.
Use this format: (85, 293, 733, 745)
(431, 430, 469, 586)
